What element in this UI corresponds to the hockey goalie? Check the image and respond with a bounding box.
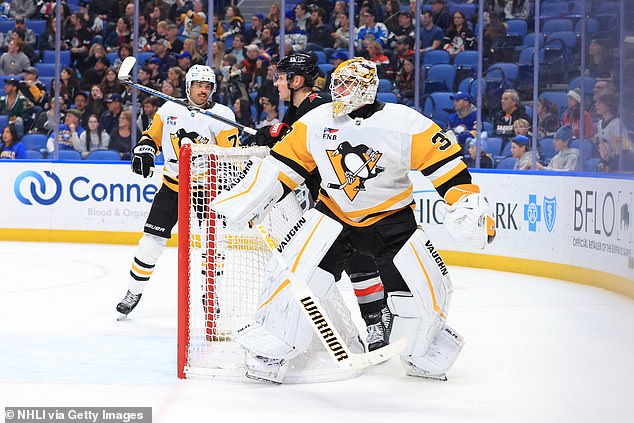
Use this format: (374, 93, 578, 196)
(211, 58, 495, 384)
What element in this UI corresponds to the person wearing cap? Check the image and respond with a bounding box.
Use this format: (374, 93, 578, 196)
(324, 51, 349, 88)
(389, 35, 414, 81)
(562, 88, 595, 140)
(176, 51, 193, 72)
(0, 78, 28, 137)
(464, 136, 494, 169)
(510, 135, 533, 170)
(0, 17, 36, 50)
(0, 39, 29, 76)
(245, 13, 266, 44)
(279, 9, 307, 53)
(20, 66, 47, 108)
(150, 37, 177, 80)
(447, 92, 477, 148)
(356, 8, 389, 51)
(391, 11, 416, 44)
(46, 109, 85, 153)
(535, 125, 579, 171)
(255, 96, 280, 129)
(99, 93, 123, 136)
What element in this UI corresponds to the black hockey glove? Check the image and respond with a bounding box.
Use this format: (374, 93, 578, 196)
(244, 123, 290, 148)
(131, 144, 156, 178)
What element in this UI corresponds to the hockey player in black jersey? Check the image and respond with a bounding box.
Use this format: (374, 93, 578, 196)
(247, 53, 392, 353)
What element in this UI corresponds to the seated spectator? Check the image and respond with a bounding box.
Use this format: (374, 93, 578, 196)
(83, 43, 110, 75)
(99, 93, 123, 135)
(389, 36, 415, 82)
(586, 38, 614, 80)
(233, 98, 254, 129)
(183, 38, 205, 66)
(10, 0, 37, 19)
(511, 135, 536, 170)
(367, 41, 391, 78)
(294, 3, 311, 32)
(181, 0, 208, 39)
(356, 8, 388, 52)
(31, 98, 57, 135)
(150, 38, 177, 80)
(39, 16, 61, 52)
(196, 33, 209, 64)
(536, 97, 560, 138)
(267, 2, 281, 31)
(221, 5, 245, 41)
(50, 67, 80, 109)
(395, 57, 416, 107)
(306, 7, 333, 50)
(46, 109, 85, 153)
(331, 13, 353, 50)
(324, 51, 348, 89)
(211, 12, 225, 41)
(63, 12, 93, 73)
(443, 11, 476, 59)
(72, 92, 89, 128)
(0, 39, 30, 75)
(595, 92, 632, 172)
(562, 88, 595, 140)
(535, 125, 579, 171)
(259, 25, 279, 59)
(105, 18, 132, 53)
(420, 11, 444, 53)
(255, 96, 280, 129)
(245, 13, 266, 44)
(446, 91, 477, 149)
(177, 51, 193, 72)
(227, 34, 247, 63)
(255, 62, 278, 115)
(278, 10, 307, 53)
(430, 0, 451, 32)
(504, 0, 530, 20)
(108, 110, 133, 160)
(100, 67, 126, 98)
(81, 56, 110, 91)
(464, 136, 494, 169)
(137, 97, 160, 133)
(493, 89, 531, 150)
(111, 43, 132, 69)
(166, 66, 186, 97)
(86, 85, 105, 122)
(389, 12, 416, 47)
(166, 23, 184, 55)
(483, 11, 507, 62)
(72, 113, 110, 159)
(20, 66, 47, 109)
(513, 118, 531, 138)
(383, 0, 402, 35)
(0, 124, 26, 159)
(146, 58, 163, 87)
(160, 79, 177, 98)
(0, 78, 28, 137)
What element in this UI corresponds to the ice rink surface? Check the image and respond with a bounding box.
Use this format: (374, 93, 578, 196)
(1, 241, 633, 423)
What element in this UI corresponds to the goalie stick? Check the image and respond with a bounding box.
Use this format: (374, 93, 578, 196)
(117, 56, 256, 136)
(250, 221, 407, 371)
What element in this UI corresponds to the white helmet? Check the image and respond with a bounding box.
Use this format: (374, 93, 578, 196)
(186, 64, 216, 103)
(329, 58, 379, 118)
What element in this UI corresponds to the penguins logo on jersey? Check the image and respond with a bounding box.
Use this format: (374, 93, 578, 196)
(326, 141, 384, 201)
(169, 128, 210, 151)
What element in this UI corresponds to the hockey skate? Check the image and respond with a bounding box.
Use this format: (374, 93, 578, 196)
(244, 352, 289, 384)
(116, 290, 142, 320)
(364, 306, 393, 352)
(403, 325, 465, 381)
(402, 360, 448, 381)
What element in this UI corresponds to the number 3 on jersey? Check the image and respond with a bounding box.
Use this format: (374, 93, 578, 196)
(431, 132, 452, 151)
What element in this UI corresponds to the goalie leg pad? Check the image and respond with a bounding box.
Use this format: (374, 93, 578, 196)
(210, 156, 284, 229)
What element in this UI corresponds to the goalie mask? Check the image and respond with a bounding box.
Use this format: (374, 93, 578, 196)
(329, 58, 379, 118)
(186, 64, 216, 104)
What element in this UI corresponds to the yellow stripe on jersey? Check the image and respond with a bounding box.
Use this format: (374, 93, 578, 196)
(444, 183, 480, 205)
(411, 125, 463, 172)
(431, 159, 467, 188)
(278, 171, 299, 191)
(143, 112, 164, 149)
(271, 121, 317, 175)
(216, 128, 240, 147)
(345, 186, 413, 219)
(318, 194, 415, 227)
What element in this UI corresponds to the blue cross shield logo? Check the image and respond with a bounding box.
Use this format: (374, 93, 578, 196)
(523, 194, 541, 232)
(543, 196, 557, 233)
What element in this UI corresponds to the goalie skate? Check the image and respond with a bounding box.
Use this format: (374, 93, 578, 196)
(244, 353, 289, 384)
(116, 290, 142, 320)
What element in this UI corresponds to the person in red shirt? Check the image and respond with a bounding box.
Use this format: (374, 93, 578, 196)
(562, 88, 595, 140)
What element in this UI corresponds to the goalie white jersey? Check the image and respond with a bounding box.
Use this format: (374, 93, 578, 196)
(270, 102, 468, 226)
(141, 100, 240, 191)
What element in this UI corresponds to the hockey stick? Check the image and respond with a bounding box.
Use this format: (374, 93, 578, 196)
(251, 221, 407, 370)
(326, 155, 374, 190)
(117, 56, 256, 135)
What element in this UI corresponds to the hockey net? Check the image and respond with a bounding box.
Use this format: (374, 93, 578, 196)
(177, 144, 361, 382)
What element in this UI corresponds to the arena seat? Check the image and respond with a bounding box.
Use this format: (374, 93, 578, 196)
(43, 50, 71, 66)
(20, 134, 48, 152)
(496, 156, 517, 169)
(85, 150, 122, 161)
(376, 92, 398, 104)
(25, 150, 44, 160)
(425, 64, 455, 93)
(57, 150, 82, 160)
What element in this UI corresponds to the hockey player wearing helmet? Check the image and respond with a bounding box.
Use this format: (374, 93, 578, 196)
(115, 64, 239, 318)
(212, 58, 496, 382)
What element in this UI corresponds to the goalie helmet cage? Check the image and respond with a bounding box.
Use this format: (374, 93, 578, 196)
(177, 143, 362, 382)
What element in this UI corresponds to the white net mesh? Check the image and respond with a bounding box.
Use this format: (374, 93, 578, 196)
(180, 145, 361, 381)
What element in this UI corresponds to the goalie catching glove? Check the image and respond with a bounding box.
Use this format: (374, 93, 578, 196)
(131, 142, 156, 178)
(443, 185, 496, 250)
(244, 123, 290, 148)
(210, 156, 284, 229)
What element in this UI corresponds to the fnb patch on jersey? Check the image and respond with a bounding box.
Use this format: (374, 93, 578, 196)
(166, 116, 178, 125)
(322, 127, 339, 140)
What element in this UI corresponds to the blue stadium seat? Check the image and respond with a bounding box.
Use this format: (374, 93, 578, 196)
(506, 19, 528, 40)
(486, 137, 503, 156)
(0, 20, 14, 34)
(377, 92, 398, 104)
(136, 52, 155, 65)
(449, 3, 477, 21)
(483, 121, 493, 134)
(520, 33, 545, 49)
(422, 49, 450, 70)
(25, 20, 47, 35)
(501, 141, 512, 157)
(545, 31, 578, 50)
(25, 150, 44, 160)
(313, 51, 327, 64)
(107, 52, 119, 65)
(539, 91, 568, 117)
(0, 115, 8, 131)
(425, 64, 455, 93)
(543, 18, 573, 34)
(568, 76, 595, 93)
(38, 76, 54, 90)
(35, 63, 56, 77)
(496, 156, 516, 169)
(539, 137, 557, 163)
(453, 50, 478, 80)
(541, 3, 568, 19)
(574, 18, 599, 35)
(42, 50, 71, 66)
(378, 79, 393, 93)
(20, 134, 48, 151)
(318, 63, 334, 74)
(487, 63, 520, 83)
(583, 158, 600, 172)
(85, 150, 122, 161)
(423, 92, 454, 127)
(57, 150, 82, 160)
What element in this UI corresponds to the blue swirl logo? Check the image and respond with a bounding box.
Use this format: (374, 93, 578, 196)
(14, 170, 63, 205)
